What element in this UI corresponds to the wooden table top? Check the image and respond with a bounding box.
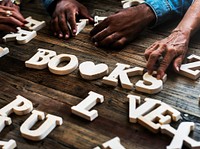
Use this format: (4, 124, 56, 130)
(0, 0, 200, 149)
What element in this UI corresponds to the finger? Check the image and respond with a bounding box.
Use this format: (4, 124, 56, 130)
(52, 16, 61, 37)
(146, 44, 166, 74)
(91, 26, 113, 43)
(111, 37, 128, 49)
(0, 24, 17, 32)
(157, 48, 177, 79)
(0, 16, 24, 26)
(173, 55, 184, 73)
(11, 10, 26, 23)
(5, 1, 13, 7)
(1, 1, 6, 5)
(66, 10, 77, 36)
(79, 6, 93, 22)
(144, 43, 159, 60)
(90, 18, 109, 37)
(96, 32, 121, 47)
(59, 13, 70, 39)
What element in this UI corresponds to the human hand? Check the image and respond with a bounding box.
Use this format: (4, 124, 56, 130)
(90, 4, 155, 49)
(0, 5, 26, 32)
(51, 0, 93, 39)
(144, 30, 190, 79)
(0, 0, 19, 10)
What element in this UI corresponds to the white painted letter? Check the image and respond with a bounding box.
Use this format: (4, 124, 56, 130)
(25, 16, 46, 31)
(0, 116, 11, 132)
(3, 27, 37, 44)
(179, 54, 200, 80)
(161, 122, 200, 149)
(0, 95, 33, 116)
(20, 110, 63, 141)
(25, 48, 56, 69)
(135, 72, 164, 94)
(102, 137, 126, 149)
(103, 63, 144, 89)
(0, 139, 17, 149)
(48, 54, 78, 75)
(71, 91, 104, 121)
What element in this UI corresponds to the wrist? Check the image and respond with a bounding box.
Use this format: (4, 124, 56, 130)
(173, 27, 191, 39)
(137, 3, 156, 26)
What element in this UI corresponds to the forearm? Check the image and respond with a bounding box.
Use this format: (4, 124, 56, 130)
(174, 0, 200, 37)
(145, 0, 193, 27)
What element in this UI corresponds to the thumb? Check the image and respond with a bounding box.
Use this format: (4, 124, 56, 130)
(79, 9, 93, 23)
(173, 56, 184, 73)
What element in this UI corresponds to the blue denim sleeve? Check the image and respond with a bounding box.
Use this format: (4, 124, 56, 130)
(145, 0, 194, 27)
(42, 0, 56, 15)
(42, 0, 54, 9)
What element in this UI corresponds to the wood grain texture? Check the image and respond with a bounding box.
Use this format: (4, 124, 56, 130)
(0, 0, 200, 148)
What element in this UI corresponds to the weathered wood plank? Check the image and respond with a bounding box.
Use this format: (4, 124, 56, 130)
(0, 0, 200, 149)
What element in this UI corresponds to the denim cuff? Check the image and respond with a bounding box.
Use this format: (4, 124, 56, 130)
(42, 0, 56, 15)
(144, 0, 172, 27)
(144, 0, 193, 27)
(42, 0, 54, 9)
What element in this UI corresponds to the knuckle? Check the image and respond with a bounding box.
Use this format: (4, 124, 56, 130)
(150, 52, 158, 59)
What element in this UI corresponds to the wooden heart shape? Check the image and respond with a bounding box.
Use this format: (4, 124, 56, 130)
(79, 61, 109, 80)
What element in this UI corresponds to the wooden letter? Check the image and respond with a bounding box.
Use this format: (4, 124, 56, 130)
(48, 54, 78, 75)
(71, 91, 104, 121)
(129, 97, 181, 133)
(179, 54, 200, 80)
(25, 48, 56, 69)
(76, 19, 89, 35)
(0, 139, 17, 149)
(135, 72, 165, 94)
(0, 47, 9, 58)
(25, 16, 46, 31)
(103, 63, 144, 89)
(20, 110, 63, 141)
(0, 116, 11, 132)
(0, 95, 33, 116)
(3, 27, 37, 44)
(79, 61, 109, 80)
(94, 16, 107, 26)
(102, 137, 126, 149)
(161, 122, 200, 149)
(127, 94, 141, 123)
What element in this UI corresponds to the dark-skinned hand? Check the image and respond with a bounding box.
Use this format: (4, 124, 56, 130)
(90, 4, 155, 49)
(0, 5, 26, 32)
(51, 0, 93, 39)
(144, 30, 190, 79)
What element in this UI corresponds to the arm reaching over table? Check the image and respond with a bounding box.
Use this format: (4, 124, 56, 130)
(145, 0, 200, 79)
(0, 4, 26, 32)
(90, 0, 193, 49)
(43, 0, 93, 39)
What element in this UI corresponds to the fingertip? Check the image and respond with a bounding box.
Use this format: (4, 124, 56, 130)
(59, 33, 63, 38)
(94, 42, 98, 47)
(65, 34, 69, 39)
(148, 70, 153, 75)
(89, 17, 94, 23)
(156, 74, 161, 80)
(72, 29, 76, 35)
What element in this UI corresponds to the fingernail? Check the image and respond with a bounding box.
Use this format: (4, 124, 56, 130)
(148, 71, 152, 75)
(176, 66, 180, 72)
(94, 42, 98, 46)
(65, 34, 69, 39)
(59, 33, 63, 38)
(157, 75, 161, 79)
(73, 29, 76, 34)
